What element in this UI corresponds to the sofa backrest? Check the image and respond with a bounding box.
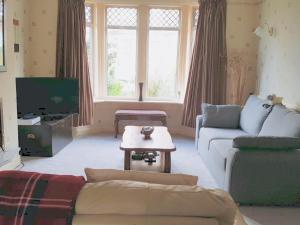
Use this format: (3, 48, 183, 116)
(259, 104, 300, 137)
(240, 95, 272, 135)
(75, 180, 240, 225)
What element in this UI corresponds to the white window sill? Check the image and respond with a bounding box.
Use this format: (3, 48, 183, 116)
(93, 98, 183, 105)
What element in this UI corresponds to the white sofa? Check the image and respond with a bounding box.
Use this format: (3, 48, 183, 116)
(72, 180, 247, 225)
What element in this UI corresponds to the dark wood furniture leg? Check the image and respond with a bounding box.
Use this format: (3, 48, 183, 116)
(114, 118, 119, 138)
(124, 151, 131, 170)
(161, 117, 167, 126)
(164, 152, 171, 173)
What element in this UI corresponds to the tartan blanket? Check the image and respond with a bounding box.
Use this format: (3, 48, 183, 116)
(0, 170, 85, 225)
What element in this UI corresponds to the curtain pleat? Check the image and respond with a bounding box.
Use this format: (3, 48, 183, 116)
(56, 0, 94, 127)
(182, 0, 227, 128)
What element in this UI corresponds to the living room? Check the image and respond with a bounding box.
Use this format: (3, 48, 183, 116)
(0, 0, 300, 225)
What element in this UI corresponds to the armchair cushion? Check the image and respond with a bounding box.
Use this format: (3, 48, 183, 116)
(85, 168, 198, 186)
(76, 180, 240, 225)
(201, 103, 241, 129)
(233, 136, 300, 150)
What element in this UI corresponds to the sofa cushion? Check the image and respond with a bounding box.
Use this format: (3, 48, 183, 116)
(200, 128, 249, 143)
(75, 180, 239, 225)
(233, 136, 300, 150)
(259, 105, 300, 137)
(201, 104, 242, 129)
(85, 168, 198, 186)
(240, 95, 272, 135)
(197, 128, 248, 163)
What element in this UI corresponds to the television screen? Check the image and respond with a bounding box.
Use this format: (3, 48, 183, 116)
(16, 78, 79, 118)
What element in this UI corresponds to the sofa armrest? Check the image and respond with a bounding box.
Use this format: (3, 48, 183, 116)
(233, 136, 300, 150)
(224, 148, 300, 205)
(195, 115, 203, 147)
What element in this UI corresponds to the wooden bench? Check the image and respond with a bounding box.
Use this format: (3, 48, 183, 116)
(114, 110, 167, 138)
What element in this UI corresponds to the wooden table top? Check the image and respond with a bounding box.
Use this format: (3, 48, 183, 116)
(120, 126, 176, 152)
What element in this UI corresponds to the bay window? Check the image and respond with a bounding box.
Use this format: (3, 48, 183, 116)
(85, 2, 198, 101)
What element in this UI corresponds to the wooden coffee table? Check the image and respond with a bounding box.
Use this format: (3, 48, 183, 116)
(120, 126, 176, 173)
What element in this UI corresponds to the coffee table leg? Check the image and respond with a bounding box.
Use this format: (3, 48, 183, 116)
(124, 151, 131, 170)
(164, 152, 171, 173)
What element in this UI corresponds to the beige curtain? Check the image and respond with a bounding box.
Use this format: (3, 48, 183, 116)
(56, 0, 93, 126)
(182, 0, 227, 128)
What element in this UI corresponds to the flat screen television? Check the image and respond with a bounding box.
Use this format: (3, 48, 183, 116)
(16, 78, 79, 118)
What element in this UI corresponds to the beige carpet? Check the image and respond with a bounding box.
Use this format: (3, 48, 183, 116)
(20, 134, 218, 188)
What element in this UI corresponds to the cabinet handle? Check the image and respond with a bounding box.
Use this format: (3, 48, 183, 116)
(27, 134, 36, 139)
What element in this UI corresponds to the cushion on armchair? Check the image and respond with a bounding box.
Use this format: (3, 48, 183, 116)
(76, 180, 240, 225)
(239, 95, 272, 135)
(233, 136, 300, 150)
(201, 103, 241, 129)
(85, 168, 198, 186)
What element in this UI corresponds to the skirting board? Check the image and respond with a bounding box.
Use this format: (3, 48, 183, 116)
(0, 155, 21, 171)
(73, 125, 194, 139)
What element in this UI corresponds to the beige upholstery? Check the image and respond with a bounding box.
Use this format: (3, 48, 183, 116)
(85, 168, 198, 185)
(73, 215, 218, 225)
(76, 180, 245, 225)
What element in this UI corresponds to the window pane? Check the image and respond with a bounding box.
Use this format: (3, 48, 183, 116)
(85, 5, 94, 93)
(193, 9, 199, 29)
(150, 8, 180, 29)
(86, 26, 93, 83)
(106, 8, 137, 97)
(85, 5, 93, 24)
(148, 30, 178, 98)
(148, 9, 180, 99)
(107, 7, 137, 28)
(190, 9, 199, 59)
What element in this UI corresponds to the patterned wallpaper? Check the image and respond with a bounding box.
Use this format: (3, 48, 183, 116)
(13, 0, 26, 78)
(257, 0, 300, 110)
(24, 0, 58, 76)
(226, 1, 260, 104)
(23, 0, 260, 105)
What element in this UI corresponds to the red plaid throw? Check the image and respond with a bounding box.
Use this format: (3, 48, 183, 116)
(0, 171, 85, 225)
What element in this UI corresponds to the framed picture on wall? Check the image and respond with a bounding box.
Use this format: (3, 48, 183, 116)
(0, 0, 6, 72)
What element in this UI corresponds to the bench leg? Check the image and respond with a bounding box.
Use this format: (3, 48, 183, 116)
(164, 152, 171, 173)
(124, 151, 131, 170)
(161, 117, 167, 126)
(114, 119, 119, 138)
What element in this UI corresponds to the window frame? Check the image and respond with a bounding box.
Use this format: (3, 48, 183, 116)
(86, 2, 197, 102)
